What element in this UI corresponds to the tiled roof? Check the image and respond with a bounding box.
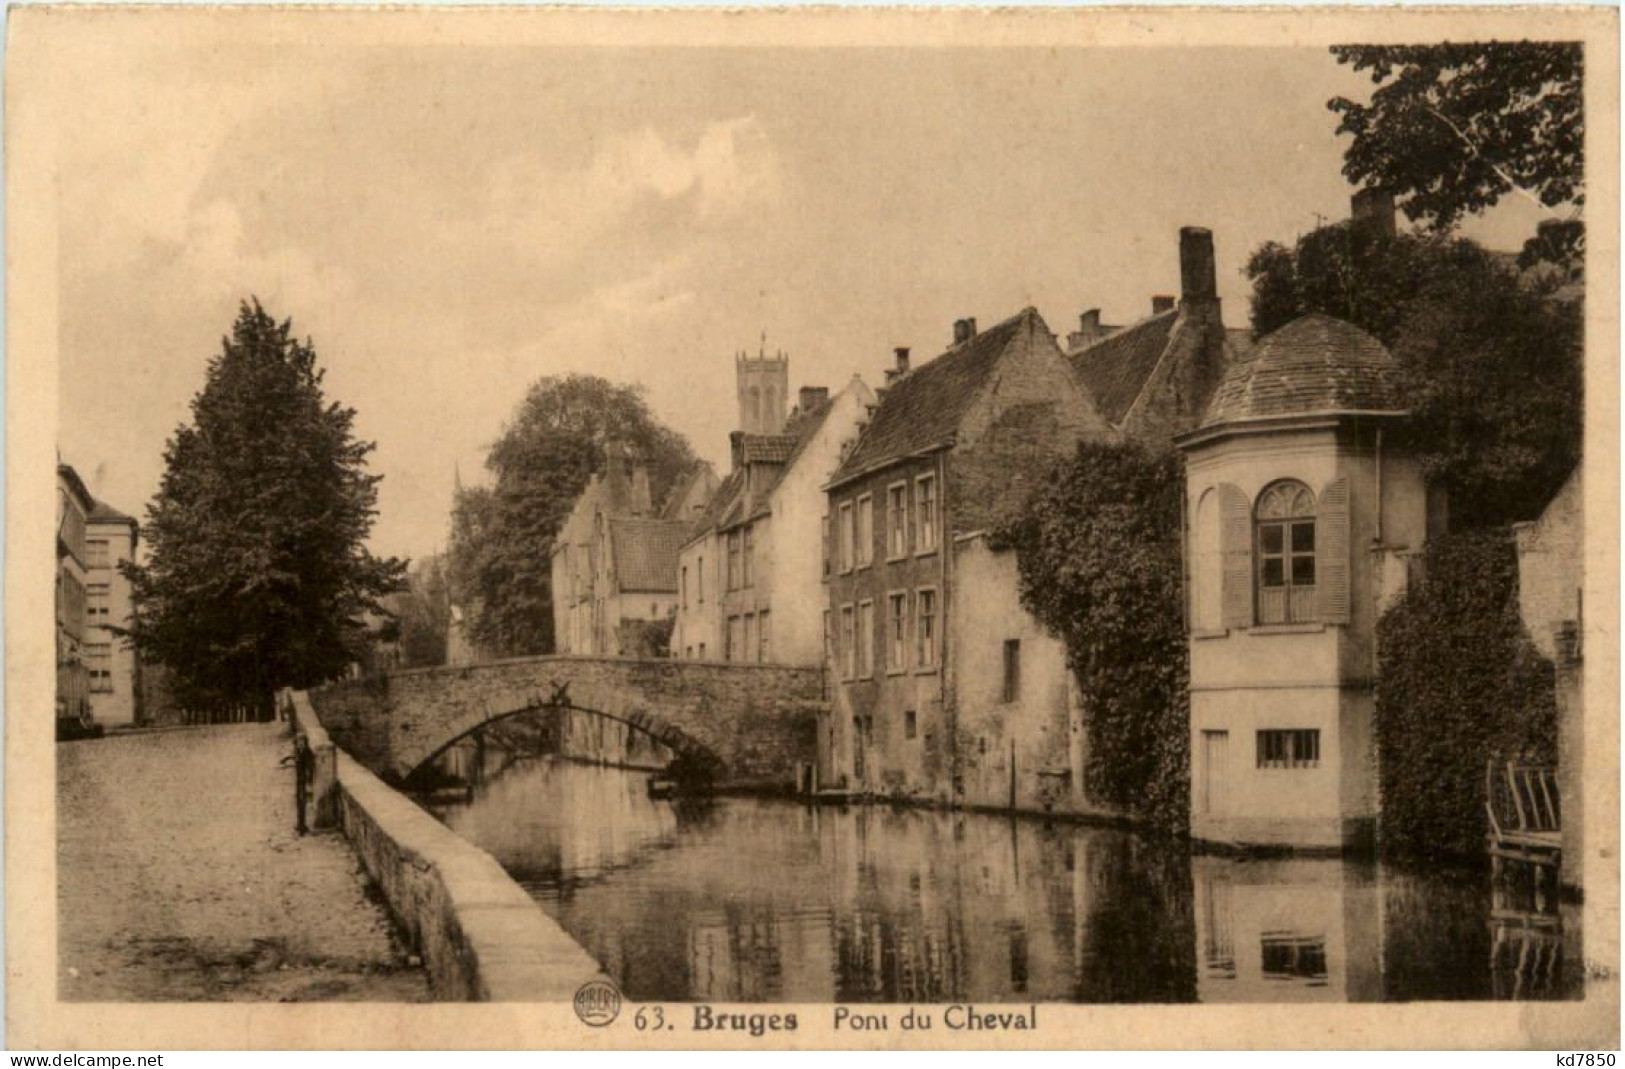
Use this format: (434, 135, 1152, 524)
(87, 499, 138, 527)
(1067, 310, 1177, 425)
(610, 518, 687, 593)
(689, 469, 746, 540)
(740, 435, 798, 465)
(831, 308, 1035, 485)
(1202, 313, 1407, 427)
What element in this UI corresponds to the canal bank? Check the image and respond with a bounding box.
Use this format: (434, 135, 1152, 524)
(286, 690, 606, 1000)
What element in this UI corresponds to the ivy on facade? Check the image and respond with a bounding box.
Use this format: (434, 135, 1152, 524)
(1374, 531, 1558, 862)
(994, 441, 1190, 832)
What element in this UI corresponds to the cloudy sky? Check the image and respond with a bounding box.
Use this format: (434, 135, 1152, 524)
(52, 26, 1550, 561)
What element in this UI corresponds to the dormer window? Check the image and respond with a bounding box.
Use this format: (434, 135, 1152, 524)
(1256, 481, 1316, 625)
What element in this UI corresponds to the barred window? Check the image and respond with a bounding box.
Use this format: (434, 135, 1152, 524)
(1257, 729, 1319, 769)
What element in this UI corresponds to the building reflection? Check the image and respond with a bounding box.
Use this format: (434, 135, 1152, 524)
(430, 761, 1583, 1004)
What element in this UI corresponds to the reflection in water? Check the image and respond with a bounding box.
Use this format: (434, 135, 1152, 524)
(430, 758, 1582, 1004)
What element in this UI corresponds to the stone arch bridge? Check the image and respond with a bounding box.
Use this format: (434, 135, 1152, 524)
(305, 656, 825, 789)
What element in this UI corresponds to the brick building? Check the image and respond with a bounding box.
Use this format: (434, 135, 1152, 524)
(84, 498, 141, 728)
(819, 307, 1113, 804)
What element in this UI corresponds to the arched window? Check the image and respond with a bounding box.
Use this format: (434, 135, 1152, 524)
(1256, 481, 1316, 624)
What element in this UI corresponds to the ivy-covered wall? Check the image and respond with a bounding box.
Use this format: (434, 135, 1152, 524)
(996, 441, 1190, 833)
(1374, 531, 1558, 861)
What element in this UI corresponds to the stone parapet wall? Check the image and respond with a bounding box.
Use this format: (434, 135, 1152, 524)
(311, 656, 824, 788)
(285, 690, 605, 1001)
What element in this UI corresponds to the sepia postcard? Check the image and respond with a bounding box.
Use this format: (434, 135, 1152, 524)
(6, 4, 1620, 1052)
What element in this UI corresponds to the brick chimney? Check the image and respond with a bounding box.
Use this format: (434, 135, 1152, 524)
(728, 430, 746, 473)
(1180, 226, 1217, 306)
(952, 318, 978, 346)
(1152, 295, 1176, 315)
(1351, 188, 1397, 240)
(797, 385, 830, 413)
(884, 347, 912, 385)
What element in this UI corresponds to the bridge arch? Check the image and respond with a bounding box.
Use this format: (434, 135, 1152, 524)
(307, 655, 824, 791)
(395, 675, 725, 783)
(400, 687, 723, 784)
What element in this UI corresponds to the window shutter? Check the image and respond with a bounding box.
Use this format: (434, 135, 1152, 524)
(1219, 483, 1252, 629)
(1318, 477, 1351, 624)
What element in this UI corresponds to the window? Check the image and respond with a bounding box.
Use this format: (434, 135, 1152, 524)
(86, 643, 112, 693)
(821, 515, 831, 578)
(855, 495, 874, 568)
(727, 531, 742, 590)
(699, 641, 706, 660)
(857, 600, 875, 679)
(685, 645, 693, 660)
(726, 615, 742, 662)
(915, 588, 937, 668)
(742, 525, 755, 588)
(1256, 481, 1316, 625)
(915, 475, 938, 553)
(87, 583, 111, 621)
(840, 605, 856, 679)
(697, 556, 705, 603)
(85, 540, 109, 569)
(905, 710, 918, 740)
(1002, 639, 1021, 703)
(887, 483, 909, 559)
(681, 566, 689, 609)
(838, 502, 854, 573)
(887, 592, 908, 672)
(1256, 729, 1320, 769)
(743, 613, 757, 663)
(758, 610, 771, 662)
(823, 609, 832, 666)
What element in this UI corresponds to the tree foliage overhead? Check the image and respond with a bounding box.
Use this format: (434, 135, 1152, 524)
(449, 374, 699, 658)
(123, 299, 406, 713)
(1246, 226, 1581, 528)
(993, 441, 1189, 832)
(1328, 43, 1584, 246)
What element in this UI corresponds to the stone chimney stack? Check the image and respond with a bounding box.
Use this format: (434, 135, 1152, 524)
(952, 318, 978, 346)
(1351, 188, 1397, 240)
(885, 347, 912, 385)
(1152, 294, 1176, 315)
(728, 430, 746, 473)
(1180, 226, 1217, 305)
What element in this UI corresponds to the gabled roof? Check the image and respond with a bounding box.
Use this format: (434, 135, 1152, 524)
(830, 308, 1036, 486)
(1201, 312, 1407, 427)
(1067, 309, 1178, 425)
(87, 499, 138, 528)
(610, 518, 687, 593)
(659, 463, 718, 521)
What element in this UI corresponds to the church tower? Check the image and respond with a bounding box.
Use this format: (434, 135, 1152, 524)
(736, 339, 789, 435)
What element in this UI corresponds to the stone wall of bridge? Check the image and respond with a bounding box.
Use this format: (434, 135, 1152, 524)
(308, 656, 826, 790)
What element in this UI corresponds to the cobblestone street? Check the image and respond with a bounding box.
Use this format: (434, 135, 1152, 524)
(57, 723, 427, 1001)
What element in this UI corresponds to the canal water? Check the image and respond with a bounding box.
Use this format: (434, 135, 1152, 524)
(430, 757, 1582, 1004)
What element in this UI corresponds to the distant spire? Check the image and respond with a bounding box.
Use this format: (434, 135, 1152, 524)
(759, 329, 767, 359)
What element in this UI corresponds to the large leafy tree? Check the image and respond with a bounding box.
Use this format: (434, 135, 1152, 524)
(123, 300, 405, 715)
(449, 375, 698, 657)
(993, 441, 1189, 832)
(1328, 42, 1584, 272)
(1246, 226, 1581, 528)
